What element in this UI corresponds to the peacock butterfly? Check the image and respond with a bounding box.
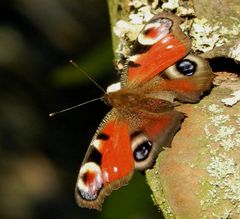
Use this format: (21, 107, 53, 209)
(75, 12, 213, 210)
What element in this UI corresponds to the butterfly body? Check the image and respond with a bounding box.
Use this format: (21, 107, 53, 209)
(75, 12, 213, 210)
(104, 85, 174, 113)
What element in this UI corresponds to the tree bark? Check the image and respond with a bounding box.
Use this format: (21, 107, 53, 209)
(107, 0, 240, 218)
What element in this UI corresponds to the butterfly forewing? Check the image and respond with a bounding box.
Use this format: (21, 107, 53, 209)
(125, 13, 191, 86)
(75, 110, 134, 210)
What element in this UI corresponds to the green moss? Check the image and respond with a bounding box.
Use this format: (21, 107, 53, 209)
(146, 153, 175, 219)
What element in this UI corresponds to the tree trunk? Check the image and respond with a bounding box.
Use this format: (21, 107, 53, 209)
(107, 0, 240, 218)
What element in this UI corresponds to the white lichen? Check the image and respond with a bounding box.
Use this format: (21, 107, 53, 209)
(219, 137, 237, 151)
(221, 90, 240, 106)
(213, 125, 236, 142)
(162, 0, 179, 10)
(202, 96, 240, 216)
(204, 124, 211, 138)
(113, 0, 195, 57)
(205, 104, 239, 151)
(113, 20, 143, 41)
(113, 0, 156, 56)
(207, 153, 236, 179)
(220, 16, 240, 39)
(228, 42, 240, 63)
(190, 18, 224, 52)
(128, 0, 145, 8)
(208, 104, 224, 113)
(212, 209, 232, 219)
(236, 117, 240, 125)
(210, 115, 230, 126)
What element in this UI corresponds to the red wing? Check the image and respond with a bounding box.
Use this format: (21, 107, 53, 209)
(125, 12, 191, 85)
(75, 110, 134, 210)
(129, 109, 184, 171)
(75, 105, 186, 210)
(148, 54, 213, 103)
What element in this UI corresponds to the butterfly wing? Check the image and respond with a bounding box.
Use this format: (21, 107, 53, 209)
(127, 109, 185, 171)
(75, 107, 184, 210)
(76, 12, 213, 211)
(75, 110, 134, 210)
(144, 54, 213, 103)
(123, 12, 191, 86)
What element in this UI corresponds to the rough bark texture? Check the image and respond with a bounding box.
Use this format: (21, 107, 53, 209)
(107, 0, 240, 218)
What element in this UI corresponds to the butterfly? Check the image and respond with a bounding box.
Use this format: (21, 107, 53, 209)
(75, 12, 213, 210)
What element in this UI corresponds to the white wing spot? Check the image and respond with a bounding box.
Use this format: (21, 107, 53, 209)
(106, 82, 121, 93)
(166, 45, 173, 49)
(93, 139, 101, 150)
(162, 37, 169, 44)
(103, 170, 109, 182)
(113, 166, 118, 173)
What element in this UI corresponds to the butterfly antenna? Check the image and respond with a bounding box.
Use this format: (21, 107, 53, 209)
(49, 97, 103, 117)
(70, 60, 105, 93)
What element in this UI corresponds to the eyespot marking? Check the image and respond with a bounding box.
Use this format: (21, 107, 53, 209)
(138, 17, 173, 45)
(133, 140, 152, 161)
(130, 43, 151, 55)
(131, 131, 152, 162)
(176, 59, 197, 76)
(88, 147, 102, 165)
(128, 61, 141, 68)
(96, 133, 110, 140)
(130, 130, 142, 139)
(77, 162, 103, 201)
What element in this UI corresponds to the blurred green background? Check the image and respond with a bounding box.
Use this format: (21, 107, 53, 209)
(0, 0, 161, 218)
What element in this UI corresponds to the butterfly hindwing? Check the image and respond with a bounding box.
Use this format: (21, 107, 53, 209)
(75, 107, 184, 210)
(142, 54, 213, 103)
(128, 109, 185, 171)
